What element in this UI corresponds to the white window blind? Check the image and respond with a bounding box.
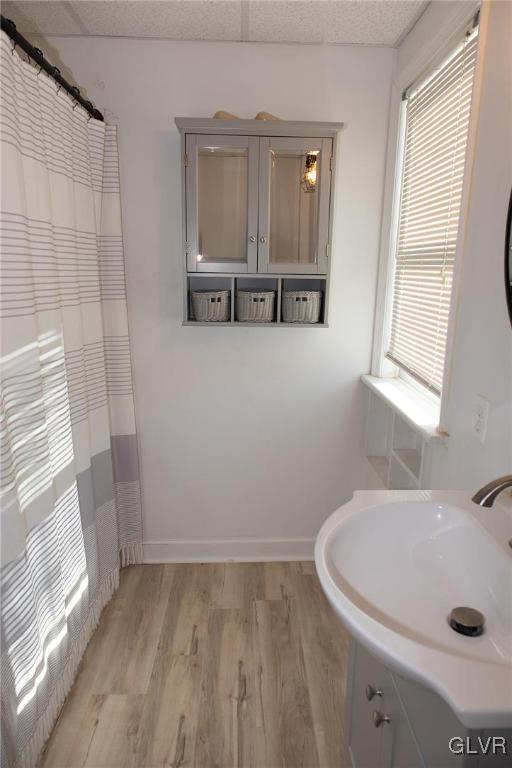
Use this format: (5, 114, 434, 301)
(387, 25, 479, 394)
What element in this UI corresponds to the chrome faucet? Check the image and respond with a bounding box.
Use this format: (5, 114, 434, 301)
(472, 475, 512, 507)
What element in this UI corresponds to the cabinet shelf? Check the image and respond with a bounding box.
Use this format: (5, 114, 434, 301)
(186, 275, 327, 326)
(183, 321, 328, 328)
(185, 272, 328, 279)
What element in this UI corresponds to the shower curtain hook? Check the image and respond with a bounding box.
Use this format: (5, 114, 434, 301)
(70, 85, 80, 110)
(11, 40, 16, 55)
(34, 48, 43, 75)
(53, 67, 62, 93)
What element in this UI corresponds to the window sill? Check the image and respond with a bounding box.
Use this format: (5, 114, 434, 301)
(361, 374, 447, 443)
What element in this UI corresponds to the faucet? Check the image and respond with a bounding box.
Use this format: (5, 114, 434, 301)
(472, 475, 512, 507)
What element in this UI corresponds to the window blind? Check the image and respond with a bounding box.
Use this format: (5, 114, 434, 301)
(387, 26, 479, 394)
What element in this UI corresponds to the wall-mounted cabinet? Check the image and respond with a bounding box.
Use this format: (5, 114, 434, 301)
(176, 117, 343, 325)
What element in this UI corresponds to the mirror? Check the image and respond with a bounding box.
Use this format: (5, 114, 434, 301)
(506, 187, 512, 327)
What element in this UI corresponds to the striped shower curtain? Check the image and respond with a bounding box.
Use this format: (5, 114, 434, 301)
(0, 32, 143, 767)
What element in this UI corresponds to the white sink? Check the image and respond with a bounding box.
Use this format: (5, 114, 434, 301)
(315, 490, 512, 728)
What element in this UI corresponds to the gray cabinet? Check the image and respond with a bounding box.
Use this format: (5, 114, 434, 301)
(175, 118, 343, 326)
(345, 641, 512, 768)
(346, 640, 392, 767)
(345, 643, 421, 768)
(392, 675, 470, 768)
(385, 682, 424, 768)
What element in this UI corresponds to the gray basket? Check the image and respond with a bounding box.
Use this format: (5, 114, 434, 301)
(191, 290, 230, 322)
(282, 290, 322, 323)
(236, 290, 275, 322)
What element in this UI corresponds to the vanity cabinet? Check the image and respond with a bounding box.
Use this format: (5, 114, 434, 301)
(347, 641, 395, 767)
(175, 118, 342, 325)
(346, 642, 423, 768)
(345, 641, 512, 768)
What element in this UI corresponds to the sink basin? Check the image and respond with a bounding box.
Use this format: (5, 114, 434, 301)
(315, 490, 512, 728)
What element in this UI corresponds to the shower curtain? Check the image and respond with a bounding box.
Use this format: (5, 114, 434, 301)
(0, 32, 143, 767)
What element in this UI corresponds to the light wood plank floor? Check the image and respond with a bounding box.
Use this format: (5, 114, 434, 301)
(41, 563, 349, 768)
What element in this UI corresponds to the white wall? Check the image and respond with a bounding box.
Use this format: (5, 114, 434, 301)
(392, 0, 512, 490)
(47, 36, 395, 558)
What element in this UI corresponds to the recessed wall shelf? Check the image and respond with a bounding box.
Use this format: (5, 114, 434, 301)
(175, 117, 343, 327)
(362, 375, 446, 490)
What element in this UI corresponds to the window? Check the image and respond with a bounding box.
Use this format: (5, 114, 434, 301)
(386, 23, 479, 395)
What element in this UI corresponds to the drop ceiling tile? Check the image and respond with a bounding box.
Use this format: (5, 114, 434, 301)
(69, 0, 242, 41)
(246, 1, 428, 46)
(1, 1, 85, 35)
(2, 0, 428, 46)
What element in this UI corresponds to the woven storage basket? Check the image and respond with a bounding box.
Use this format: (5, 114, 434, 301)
(236, 290, 275, 322)
(282, 290, 322, 323)
(191, 290, 230, 322)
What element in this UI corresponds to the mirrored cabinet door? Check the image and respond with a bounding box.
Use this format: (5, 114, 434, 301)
(185, 134, 259, 272)
(258, 137, 332, 274)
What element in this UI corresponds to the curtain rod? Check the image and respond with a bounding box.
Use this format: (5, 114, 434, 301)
(1, 15, 104, 122)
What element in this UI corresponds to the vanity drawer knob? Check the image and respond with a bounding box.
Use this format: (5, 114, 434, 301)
(365, 684, 382, 701)
(373, 710, 391, 728)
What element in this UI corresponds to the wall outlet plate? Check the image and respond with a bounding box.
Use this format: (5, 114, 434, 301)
(472, 395, 490, 445)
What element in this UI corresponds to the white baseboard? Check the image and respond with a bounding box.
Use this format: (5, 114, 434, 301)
(142, 537, 315, 563)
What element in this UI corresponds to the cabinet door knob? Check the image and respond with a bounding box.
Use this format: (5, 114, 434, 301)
(259, 235, 267, 244)
(365, 684, 383, 701)
(249, 235, 256, 243)
(373, 710, 391, 728)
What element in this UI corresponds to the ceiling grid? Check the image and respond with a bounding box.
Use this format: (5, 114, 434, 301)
(2, 1, 429, 47)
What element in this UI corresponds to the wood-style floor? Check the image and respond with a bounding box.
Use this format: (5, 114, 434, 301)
(41, 563, 349, 768)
